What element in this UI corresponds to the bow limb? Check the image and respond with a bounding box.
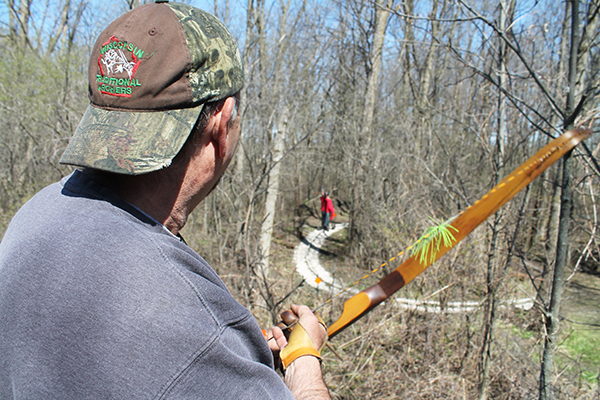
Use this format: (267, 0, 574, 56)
(327, 128, 591, 339)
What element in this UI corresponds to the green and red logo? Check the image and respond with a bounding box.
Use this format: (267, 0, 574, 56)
(96, 36, 144, 98)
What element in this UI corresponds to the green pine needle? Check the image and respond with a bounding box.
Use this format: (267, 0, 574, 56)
(411, 217, 459, 266)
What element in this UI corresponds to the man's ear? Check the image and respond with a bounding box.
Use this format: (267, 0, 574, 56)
(211, 97, 236, 159)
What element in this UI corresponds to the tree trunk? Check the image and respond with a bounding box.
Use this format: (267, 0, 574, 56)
(234, 0, 255, 254)
(15, 0, 31, 49)
(235, 0, 254, 182)
(255, 0, 305, 318)
(539, 152, 573, 400)
(259, 108, 288, 280)
(477, 3, 512, 399)
(45, 0, 72, 55)
(542, 169, 562, 298)
(539, 0, 580, 398)
(349, 0, 391, 243)
(128, 0, 143, 9)
(537, 0, 569, 299)
(478, 215, 501, 400)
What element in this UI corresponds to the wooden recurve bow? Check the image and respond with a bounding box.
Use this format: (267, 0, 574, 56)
(327, 128, 591, 339)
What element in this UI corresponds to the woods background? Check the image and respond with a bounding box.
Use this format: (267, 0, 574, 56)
(1, 0, 600, 398)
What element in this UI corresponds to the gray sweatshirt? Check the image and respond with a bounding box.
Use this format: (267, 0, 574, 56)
(0, 170, 293, 399)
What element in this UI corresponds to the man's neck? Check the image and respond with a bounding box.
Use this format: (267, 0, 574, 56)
(84, 169, 188, 235)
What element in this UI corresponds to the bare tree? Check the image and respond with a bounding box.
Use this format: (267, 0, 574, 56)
(539, 0, 599, 398)
(349, 0, 392, 246)
(0, 0, 91, 232)
(477, 3, 516, 399)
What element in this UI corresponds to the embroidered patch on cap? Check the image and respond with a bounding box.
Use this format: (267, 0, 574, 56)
(96, 36, 145, 98)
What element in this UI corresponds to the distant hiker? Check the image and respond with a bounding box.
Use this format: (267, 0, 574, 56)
(321, 192, 335, 230)
(0, 3, 329, 399)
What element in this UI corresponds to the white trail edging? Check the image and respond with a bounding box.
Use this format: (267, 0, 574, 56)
(293, 223, 353, 295)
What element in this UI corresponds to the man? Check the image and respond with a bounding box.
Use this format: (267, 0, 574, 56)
(320, 192, 335, 230)
(0, 2, 329, 399)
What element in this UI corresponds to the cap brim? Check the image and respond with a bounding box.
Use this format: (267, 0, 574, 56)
(60, 104, 204, 175)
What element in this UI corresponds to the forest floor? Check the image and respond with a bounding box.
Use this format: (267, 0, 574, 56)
(561, 272, 600, 382)
(563, 273, 600, 326)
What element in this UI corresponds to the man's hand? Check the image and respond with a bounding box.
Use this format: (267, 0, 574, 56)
(268, 305, 327, 362)
(265, 305, 331, 400)
(292, 305, 328, 351)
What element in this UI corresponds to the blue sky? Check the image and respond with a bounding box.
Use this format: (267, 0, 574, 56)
(1, 0, 562, 56)
(0, 0, 249, 49)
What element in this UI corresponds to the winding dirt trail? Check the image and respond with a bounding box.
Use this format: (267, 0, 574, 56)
(294, 223, 534, 313)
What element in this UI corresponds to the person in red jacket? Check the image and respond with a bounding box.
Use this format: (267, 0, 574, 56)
(320, 192, 335, 230)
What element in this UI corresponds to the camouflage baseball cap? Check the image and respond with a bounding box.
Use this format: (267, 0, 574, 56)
(60, 1, 244, 175)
